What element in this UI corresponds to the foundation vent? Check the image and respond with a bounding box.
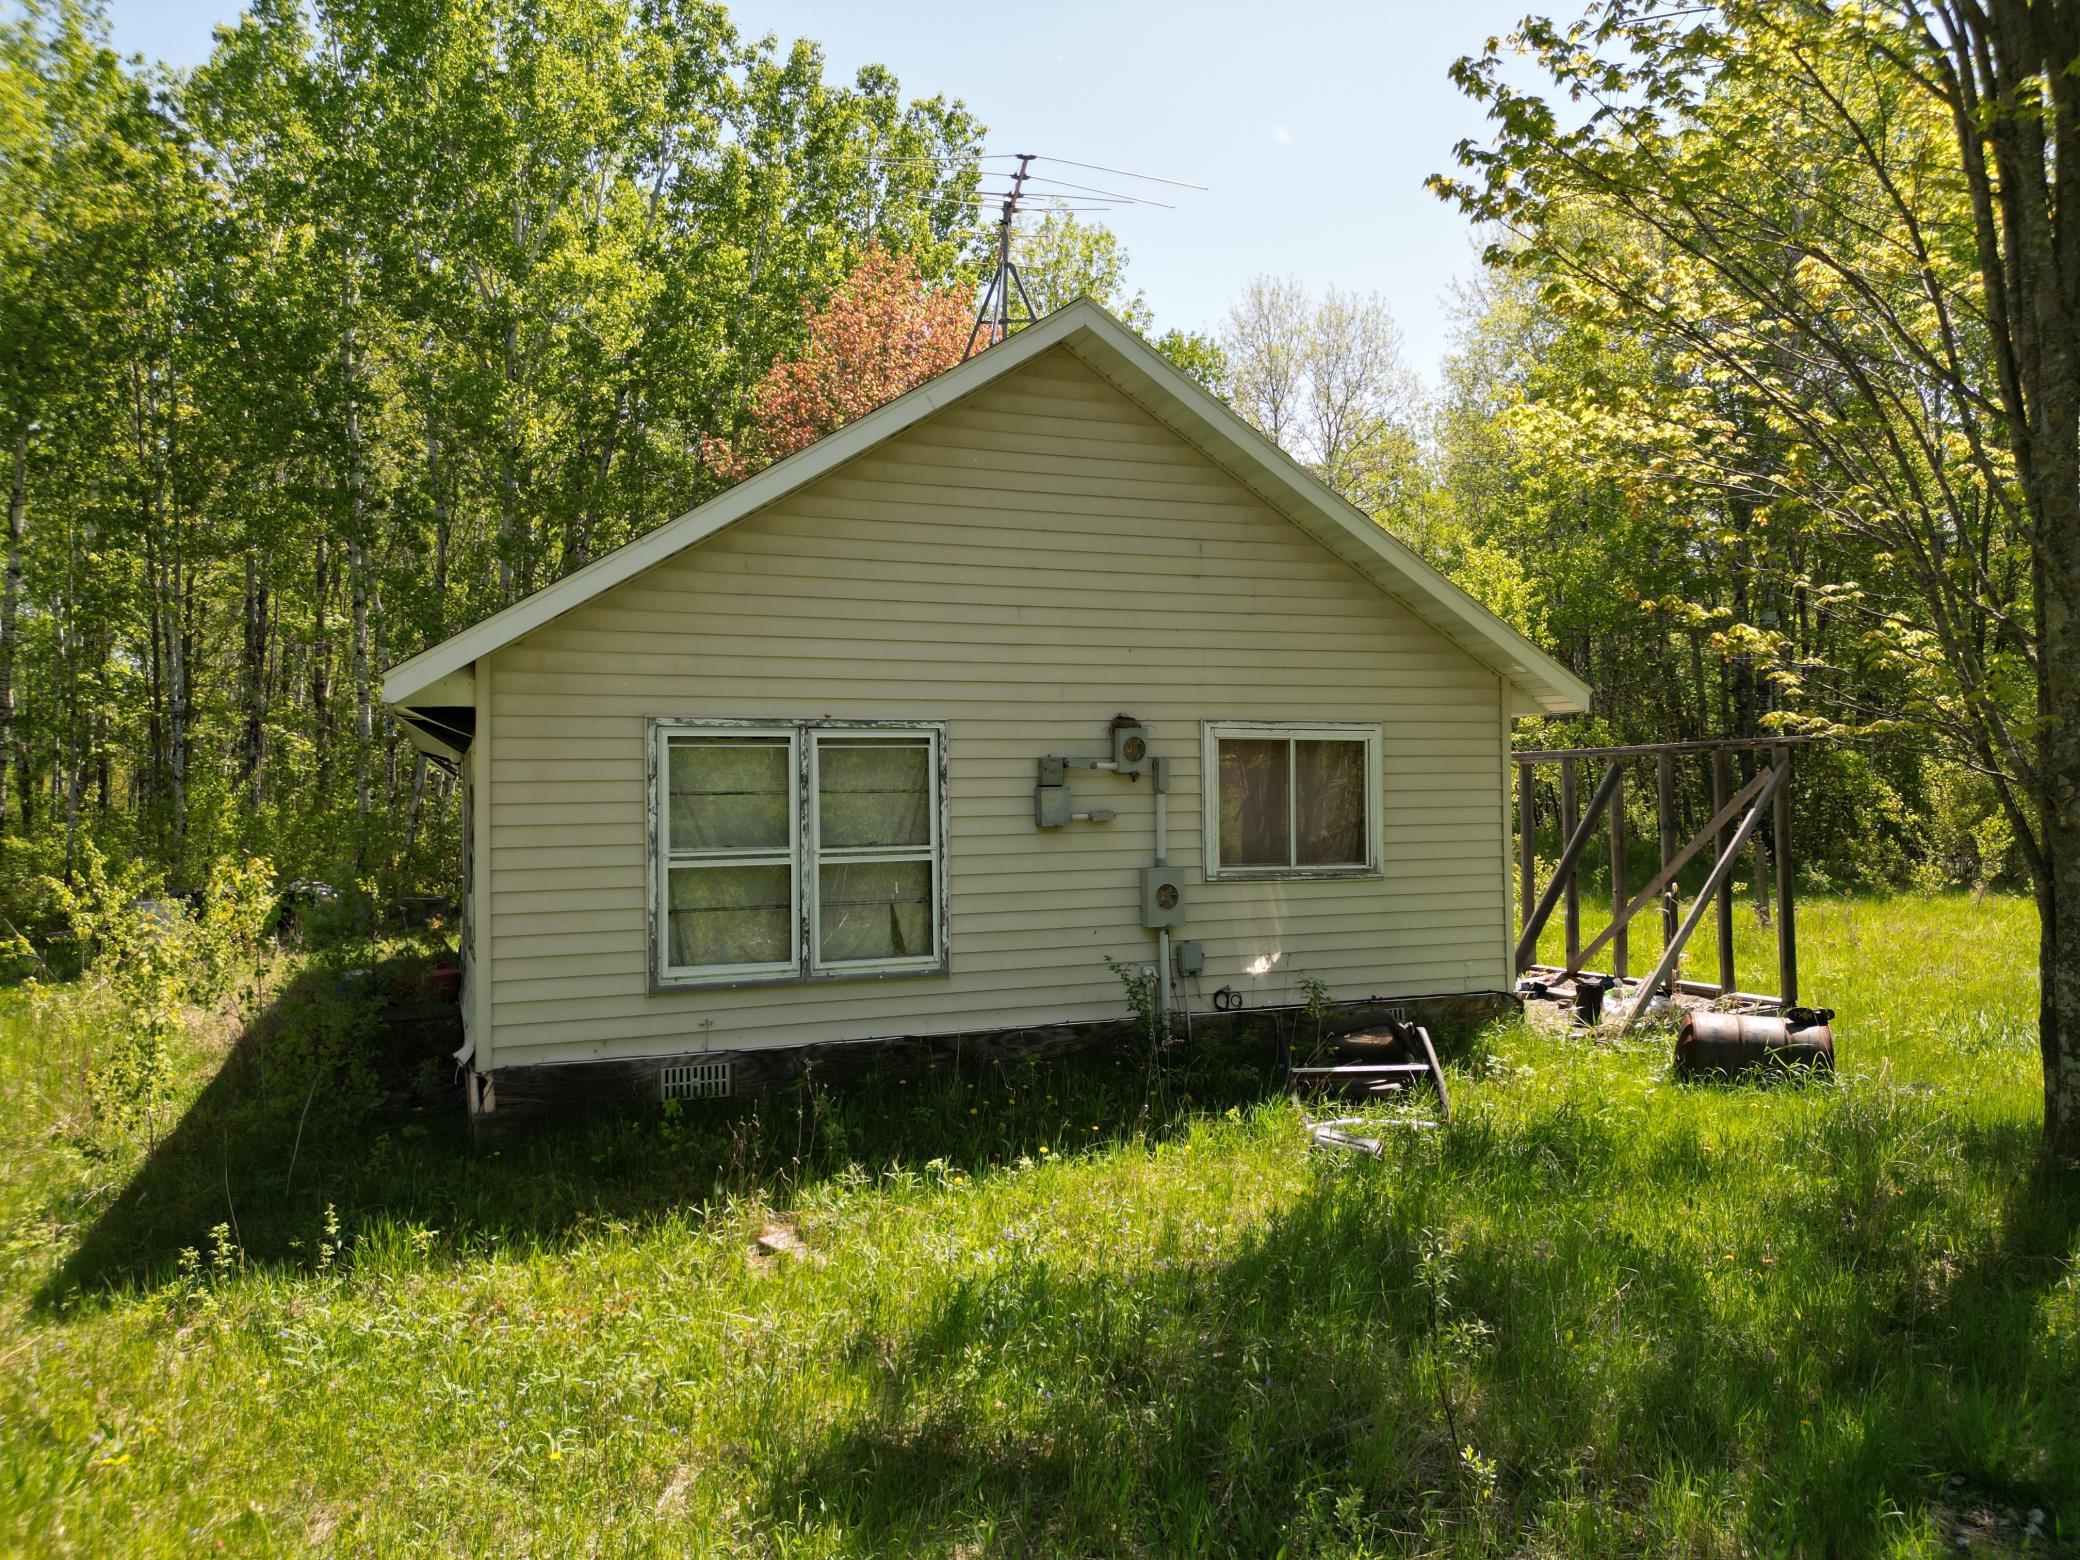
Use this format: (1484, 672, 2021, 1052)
(660, 1059, 733, 1102)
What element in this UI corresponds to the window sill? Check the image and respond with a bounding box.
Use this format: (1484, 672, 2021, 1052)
(649, 957, 950, 995)
(1202, 865, 1383, 884)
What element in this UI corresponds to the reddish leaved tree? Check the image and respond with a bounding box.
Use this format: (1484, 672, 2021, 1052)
(709, 246, 973, 481)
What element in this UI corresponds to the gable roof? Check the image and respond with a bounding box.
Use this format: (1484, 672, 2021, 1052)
(383, 298, 1590, 716)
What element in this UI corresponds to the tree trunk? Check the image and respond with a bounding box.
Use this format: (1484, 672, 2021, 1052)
(1726, 495, 1760, 746)
(2036, 498, 2080, 1154)
(427, 406, 451, 634)
(500, 321, 522, 599)
(167, 551, 189, 844)
(349, 476, 372, 830)
(0, 425, 26, 833)
(240, 551, 269, 805)
(1946, 0, 2080, 1153)
(404, 751, 428, 855)
(15, 737, 33, 831)
(311, 533, 332, 775)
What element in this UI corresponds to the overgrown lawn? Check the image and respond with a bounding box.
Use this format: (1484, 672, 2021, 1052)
(0, 893, 2072, 1555)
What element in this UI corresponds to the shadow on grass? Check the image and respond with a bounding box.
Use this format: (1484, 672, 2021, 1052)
(36, 954, 1298, 1312)
(38, 947, 468, 1309)
(753, 1103, 2080, 1554)
(761, 1155, 1468, 1553)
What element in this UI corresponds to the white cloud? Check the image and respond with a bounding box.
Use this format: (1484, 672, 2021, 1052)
(1271, 124, 1294, 147)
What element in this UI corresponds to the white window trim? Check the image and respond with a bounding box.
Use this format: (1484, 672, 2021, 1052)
(807, 730, 944, 978)
(1200, 720, 1383, 882)
(653, 723, 801, 987)
(647, 717, 949, 991)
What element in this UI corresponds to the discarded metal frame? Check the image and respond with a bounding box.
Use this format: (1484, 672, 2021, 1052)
(1289, 1020, 1451, 1126)
(1514, 736, 1816, 1034)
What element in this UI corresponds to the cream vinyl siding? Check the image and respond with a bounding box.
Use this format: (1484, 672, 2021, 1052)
(479, 347, 1509, 1069)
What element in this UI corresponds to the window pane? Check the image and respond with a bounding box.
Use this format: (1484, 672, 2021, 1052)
(818, 859, 934, 964)
(667, 864, 791, 969)
(1295, 739, 1368, 865)
(669, 738, 789, 851)
(1219, 738, 1292, 867)
(818, 739, 931, 849)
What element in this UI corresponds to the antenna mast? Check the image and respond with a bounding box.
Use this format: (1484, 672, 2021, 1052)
(949, 151, 1203, 360)
(964, 154, 1042, 359)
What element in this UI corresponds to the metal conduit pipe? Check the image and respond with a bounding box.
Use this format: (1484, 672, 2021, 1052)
(1154, 774, 1170, 1025)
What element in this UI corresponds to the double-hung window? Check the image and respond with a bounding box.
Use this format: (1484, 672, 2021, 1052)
(1202, 721, 1381, 880)
(651, 719, 946, 987)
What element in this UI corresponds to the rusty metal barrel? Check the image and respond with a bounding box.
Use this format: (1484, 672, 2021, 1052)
(1675, 1007, 1834, 1078)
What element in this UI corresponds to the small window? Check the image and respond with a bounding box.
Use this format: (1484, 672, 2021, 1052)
(651, 720, 946, 987)
(1202, 722, 1380, 880)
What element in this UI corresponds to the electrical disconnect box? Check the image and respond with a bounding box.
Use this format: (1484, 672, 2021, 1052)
(1174, 939, 1205, 977)
(1141, 865, 1187, 929)
(1034, 728, 1147, 828)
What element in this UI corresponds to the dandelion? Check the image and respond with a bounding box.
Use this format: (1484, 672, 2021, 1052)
(549, 1447, 563, 1462)
(1038, 1146, 1050, 1156)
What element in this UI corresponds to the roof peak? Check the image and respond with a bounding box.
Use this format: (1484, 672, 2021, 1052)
(384, 298, 1588, 716)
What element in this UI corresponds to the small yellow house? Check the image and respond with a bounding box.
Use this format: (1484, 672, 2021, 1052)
(384, 299, 1588, 1131)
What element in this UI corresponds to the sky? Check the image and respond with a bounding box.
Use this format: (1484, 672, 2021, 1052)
(103, 0, 1536, 385)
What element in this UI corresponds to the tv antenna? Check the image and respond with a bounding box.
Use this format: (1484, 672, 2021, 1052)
(966, 153, 1042, 359)
(959, 152, 1204, 360)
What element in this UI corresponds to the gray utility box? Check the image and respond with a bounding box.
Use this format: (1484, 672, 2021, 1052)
(1034, 784, 1073, 828)
(1141, 866, 1188, 928)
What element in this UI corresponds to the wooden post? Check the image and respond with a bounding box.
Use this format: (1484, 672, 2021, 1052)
(1517, 761, 1534, 941)
(1513, 763, 1625, 973)
(1712, 747, 1735, 996)
(1616, 761, 1789, 1037)
(1608, 771, 1628, 979)
(1774, 745, 1797, 1005)
(1554, 765, 1774, 986)
(1560, 757, 1580, 969)
(1656, 752, 1677, 980)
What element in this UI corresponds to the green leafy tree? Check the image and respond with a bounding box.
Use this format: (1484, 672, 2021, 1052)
(1435, 0, 2080, 1150)
(1014, 206, 1153, 326)
(0, 0, 987, 909)
(1008, 205, 1225, 386)
(1221, 274, 1426, 520)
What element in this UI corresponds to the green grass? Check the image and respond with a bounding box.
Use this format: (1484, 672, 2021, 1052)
(1, 893, 2074, 1555)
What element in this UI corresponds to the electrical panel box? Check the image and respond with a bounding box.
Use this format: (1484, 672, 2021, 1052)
(1037, 755, 1066, 786)
(1112, 725, 1149, 774)
(1035, 784, 1073, 829)
(1174, 939, 1205, 977)
(1141, 865, 1187, 928)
